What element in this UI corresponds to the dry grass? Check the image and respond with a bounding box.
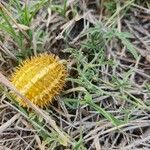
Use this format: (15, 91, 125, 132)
(0, 0, 150, 149)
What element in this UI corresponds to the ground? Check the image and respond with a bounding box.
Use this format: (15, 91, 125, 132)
(0, 0, 150, 150)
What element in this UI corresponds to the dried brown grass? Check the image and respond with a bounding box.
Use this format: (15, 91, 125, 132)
(0, 0, 150, 149)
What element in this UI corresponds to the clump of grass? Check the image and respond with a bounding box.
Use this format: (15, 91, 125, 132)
(63, 24, 145, 126)
(0, 1, 50, 60)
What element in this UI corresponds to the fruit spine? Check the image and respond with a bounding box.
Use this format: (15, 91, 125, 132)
(11, 53, 67, 108)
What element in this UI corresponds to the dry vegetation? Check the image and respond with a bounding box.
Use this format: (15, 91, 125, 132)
(0, 0, 150, 150)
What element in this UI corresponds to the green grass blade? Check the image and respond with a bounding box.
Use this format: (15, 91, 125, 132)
(84, 93, 124, 126)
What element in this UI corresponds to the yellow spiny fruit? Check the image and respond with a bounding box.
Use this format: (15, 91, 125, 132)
(11, 53, 67, 108)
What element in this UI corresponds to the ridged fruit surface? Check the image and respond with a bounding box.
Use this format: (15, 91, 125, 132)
(11, 53, 67, 108)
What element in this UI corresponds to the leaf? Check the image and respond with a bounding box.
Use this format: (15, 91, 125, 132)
(13, 23, 30, 30)
(115, 31, 139, 59)
(84, 93, 124, 126)
(122, 39, 139, 59)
